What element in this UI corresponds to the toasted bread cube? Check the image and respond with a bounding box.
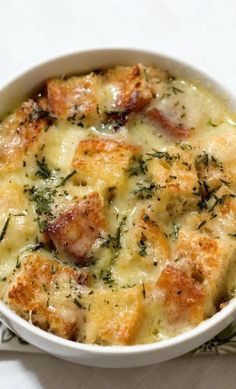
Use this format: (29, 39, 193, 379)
(47, 73, 103, 126)
(147, 146, 199, 214)
(85, 285, 143, 345)
(102, 64, 155, 112)
(113, 210, 170, 286)
(72, 139, 140, 192)
(6, 254, 87, 340)
(0, 100, 48, 171)
(176, 229, 236, 312)
(121, 211, 170, 266)
(207, 187, 236, 236)
(156, 265, 205, 326)
(194, 150, 231, 193)
(45, 192, 105, 265)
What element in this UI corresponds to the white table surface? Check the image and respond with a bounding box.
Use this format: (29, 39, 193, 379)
(1, 0, 236, 387)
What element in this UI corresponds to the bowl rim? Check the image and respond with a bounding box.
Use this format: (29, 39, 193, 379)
(1, 297, 236, 354)
(1, 47, 236, 355)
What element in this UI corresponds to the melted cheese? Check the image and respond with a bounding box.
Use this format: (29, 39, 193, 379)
(0, 64, 236, 345)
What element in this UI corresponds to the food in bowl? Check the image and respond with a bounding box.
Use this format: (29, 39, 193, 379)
(0, 62, 236, 346)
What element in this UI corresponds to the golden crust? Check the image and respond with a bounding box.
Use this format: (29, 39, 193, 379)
(102, 64, 153, 112)
(0, 100, 48, 171)
(139, 213, 170, 260)
(85, 285, 143, 345)
(7, 254, 86, 340)
(175, 229, 236, 312)
(46, 65, 163, 127)
(72, 139, 140, 192)
(47, 74, 102, 126)
(45, 192, 105, 264)
(147, 146, 199, 215)
(156, 265, 205, 326)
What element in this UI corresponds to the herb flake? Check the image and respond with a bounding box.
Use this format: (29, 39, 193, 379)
(0, 214, 11, 242)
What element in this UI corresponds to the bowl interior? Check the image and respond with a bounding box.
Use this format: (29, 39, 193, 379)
(1, 48, 236, 364)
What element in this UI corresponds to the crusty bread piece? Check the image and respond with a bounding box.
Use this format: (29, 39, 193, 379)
(72, 139, 140, 192)
(6, 253, 88, 340)
(156, 265, 205, 326)
(175, 228, 236, 314)
(45, 192, 105, 265)
(84, 285, 144, 345)
(0, 100, 48, 171)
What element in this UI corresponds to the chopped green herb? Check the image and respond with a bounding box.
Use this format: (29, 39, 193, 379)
(100, 269, 115, 285)
(73, 298, 83, 309)
(0, 214, 11, 242)
(197, 220, 207, 230)
(138, 233, 148, 256)
(56, 170, 77, 187)
(142, 283, 146, 298)
(128, 159, 147, 177)
(195, 152, 223, 171)
(172, 86, 184, 94)
(114, 216, 127, 252)
(208, 119, 218, 127)
(220, 179, 231, 187)
(15, 257, 21, 269)
(35, 157, 51, 179)
(152, 328, 159, 336)
(26, 186, 56, 216)
(146, 150, 179, 166)
(133, 182, 163, 199)
(37, 219, 48, 232)
(160, 92, 171, 100)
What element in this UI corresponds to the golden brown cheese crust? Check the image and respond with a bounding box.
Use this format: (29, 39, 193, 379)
(47, 73, 102, 126)
(45, 192, 105, 265)
(175, 229, 236, 312)
(7, 254, 87, 340)
(0, 100, 48, 171)
(72, 139, 140, 192)
(156, 266, 205, 326)
(46, 64, 165, 127)
(102, 64, 153, 112)
(85, 285, 144, 345)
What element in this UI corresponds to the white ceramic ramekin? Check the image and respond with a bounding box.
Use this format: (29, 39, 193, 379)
(0, 49, 236, 368)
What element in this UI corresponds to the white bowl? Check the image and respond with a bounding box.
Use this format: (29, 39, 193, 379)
(0, 49, 236, 368)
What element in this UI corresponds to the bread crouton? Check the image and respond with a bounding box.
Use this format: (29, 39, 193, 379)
(45, 192, 105, 265)
(147, 146, 199, 215)
(176, 229, 236, 312)
(156, 265, 205, 325)
(0, 100, 48, 171)
(72, 139, 140, 193)
(7, 254, 87, 340)
(84, 285, 143, 345)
